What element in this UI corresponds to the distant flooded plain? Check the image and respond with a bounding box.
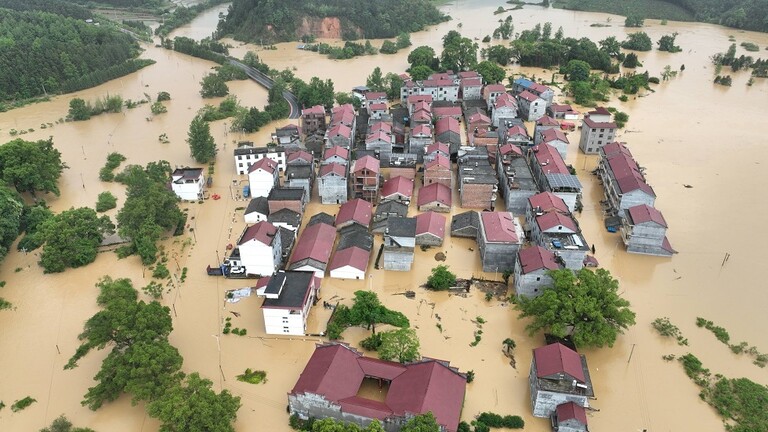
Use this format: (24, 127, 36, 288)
(1, 1, 767, 431)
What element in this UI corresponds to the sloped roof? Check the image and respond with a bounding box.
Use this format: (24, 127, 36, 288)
(484, 84, 506, 96)
(328, 123, 352, 139)
(627, 204, 668, 228)
(433, 106, 463, 117)
(530, 82, 552, 94)
(518, 90, 541, 103)
(498, 143, 522, 157)
(606, 153, 656, 196)
(534, 343, 586, 383)
(302, 105, 324, 116)
(518, 246, 560, 274)
(415, 212, 446, 238)
(407, 94, 433, 105)
(369, 102, 387, 111)
(352, 155, 380, 175)
(540, 128, 570, 144)
(289, 222, 336, 265)
(556, 402, 588, 426)
(238, 221, 278, 246)
(308, 212, 336, 228)
(468, 112, 491, 125)
(323, 145, 349, 161)
(549, 104, 576, 114)
(600, 141, 632, 158)
(435, 117, 460, 135)
(366, 130, 392, 144)
(287, 150, 313, 164)
(319, 162, 346, 178)
(248, 157, 278, 174)
(381, 176, 414, 199)
(480, 212, 518, 243)
(506, 125, 529, 138)
(365, 92, 387, 101)
(411, 123, 432, 137)
(536, 211, 578, 232)
(425, 142, 450, 156)
(531, 144, 569, 175)
(370, 121, 393, 134)
(245, 196, 269, 216)
(417, 182, 452, 207)
(494, 93, 517, 109)
(528, 192, 569, 214)
(329, 246, 370, 272)
(336, 198, 373, 228)
(425, 154, 451, 170)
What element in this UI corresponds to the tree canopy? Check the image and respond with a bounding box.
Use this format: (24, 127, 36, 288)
(426, 265, 456, 290)
(0, 138, 67, 196)
(515, 268, 636, 348)
(622, 32, 653, 51)
(378, 328, 420, 363)
(474, 61, 506, 84)
(0, 184, 23, 260)
(400, 412, 441, 432)
(187, 116, 217, 163)
(507, 23, 614, 72)
(349, 290, 409, 334)
(296, 77, 335, 110)
(200, 73, 229, 98)
(39, 415, 95, 432)
(440, 31, 478, 72)
(407, 46, 440, 71)
(37, 207, 114, 273)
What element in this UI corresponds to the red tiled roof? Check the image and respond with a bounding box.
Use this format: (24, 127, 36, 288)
(589, 106, 611, 116)
(498, 143, 522, 156)
(418, 182, 452, 207)
(369, 102, 387, 111)
(583, 116, 617, 129)
(332, 104, 355, 114)
(291, 344, 466, 432)
(411, 124, 432, 137)
(366, 130, 392, 144)
(556, 402, 588, 426)
(601, 141, 631, 158)
(428, 72, 452, 81)
(238, 221, 278, 246)
(536, 211, 578, 232)
(323, 146, 349, 161)
(381, 176, 414, 199)
(423, 79, 455, 88)
(365, 92, 387, 101)
(255, 276, 271, 290)
(435, 117, 460, 135)
(248, 157, 278, 174)
(534, 342, 586, 383)
(549, 104, 576, 114)
(480, 212, 518, 243)
(536, 115, 560, 126)
(415, 211, 446, 238)
(468, 112, 491, 125)
(289, 222, 336, 265)
(627, 204, 667, 228)
(528, 192, 569, 214)
(353, 155, 380, 175)
(531, 144, 569, 175)
(541, 128, 569, 144)
(370, 122, 393, 134)
(433, 106, 462, 117)
(328, 123, 352, 139)
(412, 110, 432, 122)
(662, 236, 675, 254)
(319, 162, 346, 178)
(606, 153, 655, 196)
(425, 142, 450, 156)
(425, 154, 451, 170)
(413, 101, 432, 113)
(407, 94, 433, 105)
(518, 90, 541, 103)
(302, 105, 324, 116)
(458, 71, 480, 79)
(506, 125, 529, 138)
(336, 198, 373, 227)
(529, 82, 552, 94)
(329, 246, 370, 272)
(483, 84, 506, 97)
(518, 246, 560, 274)
(494, 93, 517, 108)
(460, 77, 482, 88)
(287, 150, 313, 163)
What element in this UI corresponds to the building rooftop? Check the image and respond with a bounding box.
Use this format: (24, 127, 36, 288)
(287, 150, 313, 164)
(319, 162, 346, 178)
(386, 216, 416, 238)
(480, 212, 519, 243)
(530, 143, 569, 175)
(327, 123, 353, 139)
(171, 167, 203, 181)
(411, 123, 432, 137)
(627, 204, 668, 228)
(536, 211, 578, 232)
(268, 187, 305, 202)
(353, 155, 380, 175)
(337, 198, 373, 228)
(425, 142, 450, 156)
(534, 342, 585, 382)
(450, 211, 479, 237)
(248, 157, 278, 174)
(337, 224, 374, 252)
(529, 192, 569, 214)
(518, 90, 541, 103)
(286, 165, 313, 180)
(308, 212, 336, 228)
(329, 246, 370, 272)
(302, 105, 325, 116)
(381, 176, 414, 200)
(245, 196, 270, 216)
(415, 212, 446, 239)
(374, 200, 408, 221)
(268, 208, 302, 226)
(260, 271, 316, 309)
(417, 182, 452, 207)
(556, 402, 588, 426)
(238, 221, 278, 246)
(540, 128, 569, 144)
(435, 117, 460, 135)
(323, 145, 349, 161)
(518, 246, 561, 274)
(290, 222, 336, 265)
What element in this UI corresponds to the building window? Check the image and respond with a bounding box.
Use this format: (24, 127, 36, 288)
(600, 128, 605, 132)
(599, 134, 604, 138)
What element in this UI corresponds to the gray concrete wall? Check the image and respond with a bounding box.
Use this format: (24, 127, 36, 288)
(479, 240, 519, 273)
(383, 248, 414, 271)
(514, 269, 553, 298)
(416, 233, 443, 246)
(319, 177, 348, 204)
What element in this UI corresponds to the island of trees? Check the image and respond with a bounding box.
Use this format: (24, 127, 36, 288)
(217, 0, 449, 43)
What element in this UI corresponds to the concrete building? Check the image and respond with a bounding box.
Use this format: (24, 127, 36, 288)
(432, 105, 463, 123)
(235, 142, 286, 175)
(230, 221, 282, 277)
(530, 210, 588, 271)
(256, 271, 320, 335)
(329, 246, 370, 280)
(514, 246, 563, 298)
(483, 84, 506, 111)
(289, 343, 466, 432)
(409, 124, 433, 161)
(460, 76, 483, 100)
(423, 154, 452, 188)
(525, 192, 570, 232)
(301, 105, 326, 135)
(400, 77, 460, 104)
(335, 198, 373, 230)
(435, 117, 462, 156)
(308, 212, 335, 228)
(318, 163, 348, 205)
(326, 124, 353, 149)
(415, 211, 446, 246)
(383, 217, 416, 271)
(529, 343, 594, 418)
(547, 104, 579, 120)
(458, 148, 498, 210)
(538, 128, 570, 161)
(372, 200, 409, 234)
(417, 182, 452, 213)
(491, 93, 518, 127)
(288, 221, 336, 277)
(621, 204, 675, 257)
(322, 145, 349, 166)
(528, 144, 582, 213)
(268, 208, 302, 232)
(272, 124, 302, 149)
(268, 187, 306, 215)
(170, 167, 204, 201)
(533, 116, 561, 142)
(285, 164, 314, 199)
(368, 102, 388, 120)
(424, 142, 450, 163)
(596, 142, 656, 217)
(496, 144, 538, 214)
(366, 130, 394, 155)
(244, 196, 270, 223)
(551, 402, 589, 432)
(578, 107, 617, 154)
(518, 90, 546, 122)
(477, 211, 523, 273)
(450, 211, 479, 238)
(248, 157, 280, 198)
(351, 155, 381, 203)
(512, 78, 554, 105)
(380, 176, 414, 205)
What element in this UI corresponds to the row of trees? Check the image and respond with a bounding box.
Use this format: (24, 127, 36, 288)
(65, 276, 240, 429)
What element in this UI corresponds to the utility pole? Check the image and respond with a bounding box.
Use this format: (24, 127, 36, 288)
(627, 343, 636, 363)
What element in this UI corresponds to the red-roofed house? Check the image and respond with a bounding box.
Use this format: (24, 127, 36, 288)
(597, 143, 655, 216)
(326, 123, 353, 149)
(477, 212, 523, 272)
(289, 343, 466, 432)
(432, 106, 463, 122)
(528, 144, 583, 213)
(492, 93, 518, 127)
(538, 128, 570, 160)
(415, 211, 446, 246)
(435, 117, 461, 155)
(514, 246, 563, 298)
(518, 90, 546, 121)
(380, 176, 414, 204)
(322, 146, 349, 166)
(460, 77, 483, 100)
(230, 221, 282, 276)
(336, 198, 373, 230)
(552, 402, 589, 432)
(288, 222, 337, 277)
(579, 107, 617, 154)
(423, 154, 452, 188)
(547, 104, 579, 120)
(621, 204, 675, 257)
(351, 156, 381, 202)
(529, 343, 594, 418)
(364, 92, 387, 107)
(365, 130, 393, 154)
(400, 77, 460, 104)
(409, 124, 433, 161)
(525, 191, 569, 229)
(483, 84, 507, 109)
(417, 182, 452, 213)
(247, 157, 279, 198)
(407, 95, 433, 114)
(467, 112, 491, 134)
(368, 102, 388, 120)
(318, 163, 348, 204)
(256, 271, 320, 335)
(301, 105, 326, 135)
(534, 115, 560, 139)
(329, 246, 370, 279)
(424, 142, 450, 161)
(530, 206, 588, 271)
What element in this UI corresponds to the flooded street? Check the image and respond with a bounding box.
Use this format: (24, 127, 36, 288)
(1, 0, 768, 431)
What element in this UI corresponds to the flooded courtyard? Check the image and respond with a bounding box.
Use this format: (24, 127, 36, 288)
(1, 1, 768, 431)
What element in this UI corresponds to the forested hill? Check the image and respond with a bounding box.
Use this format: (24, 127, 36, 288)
(217, 0, 450, 43)
(0, 5, 150, 102)
(64, 0, 164, 7)
(554, 0, 768, 33)
(0, 0, 90, 19)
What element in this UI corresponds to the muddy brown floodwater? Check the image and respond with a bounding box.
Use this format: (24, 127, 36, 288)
(1, 1, 767, 431)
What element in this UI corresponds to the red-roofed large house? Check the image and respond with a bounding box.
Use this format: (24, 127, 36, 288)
(380, 176, 414, 204)
(229, 221, 282, 277)
(547, 104, 579, 120)
(596, 142, 655, 216)
(552, 402, 589, 432)
(366, 129, 394, 154)
(579, 107, 617, 154)
(527, 144, 583, 213)
(326, 123, 353, 149)
(415, 212, 446, 246)
(477, 212, 523, 272)
(322, 146, 349, 166)
(329, 246, 370, 279)
(351, 156, 381, 202)
(435, 117, 461, 155)
(530, 207, 589, 271)
(483, 84, 506, 109)
(432, 105, 463, 122)
(621, 204, 675, 257)
(256, 271, 320, 335)
(336, 198, 373, 230)
(289, 343, 466, 432)
(514, 246, 563, 298)
(529, 343, 594, 418)
(460, 77, 483, 100)
(525, 192, 569, 229)
(247, 157, 279, 198)
(288, 222, 337, 277)
(492, 93, 518, 127)
(417, 182, 452, 213)
(518, 90, 546, 121)
(318, 163, 348, 204)
(409, 124, 433, 161)
(537, 128, 570, 160)
(400, 77, 460, 104)
(423, 154, 452, 188)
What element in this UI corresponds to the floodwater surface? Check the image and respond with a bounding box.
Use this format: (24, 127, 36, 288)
(1, 1, 767, 431)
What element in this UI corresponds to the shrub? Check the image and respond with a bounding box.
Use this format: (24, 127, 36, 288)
(152, 263, 170, 279)
(360, 333, 383, 351)
(151, 101, 168, 115)
(99, 152, 126, 182)
(236, 368, 267, 384)
(465, 370, 475, 383)
(157, 91, 171, 101)
(11, 396, 36, 412)
(143, 281, 164, 299)
(427, 265, 456, 290)
(95, 191, 118, 212)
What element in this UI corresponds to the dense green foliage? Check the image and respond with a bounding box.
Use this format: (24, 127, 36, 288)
(40, 415, 96, 432)
(295, 77, 335, 110)
(200, 74, 229, 98)
(218, 0, 448, 43)
(115, 161, 184, 264)
(17, 202, 52, 252)
(0, 138, 66, 196)
(622, 32, 653, 51)
(11, 396, 36, 412)
(475, 61, 506, 84)
(37, 207, 115, 273)
(236, 368, 267, 384)
(408, 46, 440, 71)
(0, 6, 147, 101)
(169, 36, 228, 65)
(0, 185, 23, 260)
(712, 44, 768, 77)
(400, 412, 441, 432)
(326, 291, 409, 339)
(426, 265, 457, 290)
(515, 268, 636, 348)
(507, 23, 615, 72)
(441, 31, 478, 72)
(475, 413, 525, 429)
(187, 116, 217, 163)
(99, 152, 127, 182)
(378, 328, 420, 363)
(657, 32, 682, 52)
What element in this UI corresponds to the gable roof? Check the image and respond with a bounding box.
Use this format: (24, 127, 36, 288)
(432, 106, 462, 117)
(605, 153, 656, 196)
(328, 123, 352, 139)
(498, 143, 522, 157)
(417, 182, 452, 207)
(540, 128, 569, 144)
(425, 154, 451, 170)
(370, 121, 393, 134)
(483, 84, 506, 96)
(411, 124, 432, 137)
(381, 176, 414, 199)
(245, 196, 270, 216)
(530, 143, 570, 175)
(290, 222, 336, 265)
(518, 90, 542, 103)
(248, 157, 278, 174)
(435, 117, 460, 135)
(336, 198, 373, 228)
(627, 204, 668, 227)
(494, 93, 517, 109)
(329, 246, 370, 272)
(518, 245, 560, 274)
(287, 150, 313, 164)
(302, 105, 325, 116)
(536, 211, 578, 232)
(556, 402, 588, 426)
(238, 221, 278, 246)
(352, 155, 380, 175)
(534, 343, 585, 382)
(480, 212, 518, 243)
(268, 187, 305, 202)
(386, 216, 416, 237)
(308, 212, 336, 228)
(323, 145, 349, 161)
(468, 112, 491, 125)
(425, 142, 450, 156)
(366, 130, 392, 144)
(528, 192, 569, 214)
(319, 162, 346, 178)
(415, 211, 446, 238)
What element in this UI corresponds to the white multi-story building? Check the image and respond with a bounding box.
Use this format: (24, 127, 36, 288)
(256, 271, 320, 335)
(170, 167, 204, 200)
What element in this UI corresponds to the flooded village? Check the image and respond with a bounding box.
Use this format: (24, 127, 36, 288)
(1, 0, 768, 431)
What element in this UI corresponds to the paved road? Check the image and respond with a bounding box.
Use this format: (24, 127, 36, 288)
(227, 59, 301, 119)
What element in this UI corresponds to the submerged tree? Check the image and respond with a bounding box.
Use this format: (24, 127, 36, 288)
(0, 138, 67, 196)
(38, 207, 114, 273)
(348, 290, 409, 334)
(187, 116, 216, 163)
(515, 268, 636, 348)
(378, 328, 420, 363)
